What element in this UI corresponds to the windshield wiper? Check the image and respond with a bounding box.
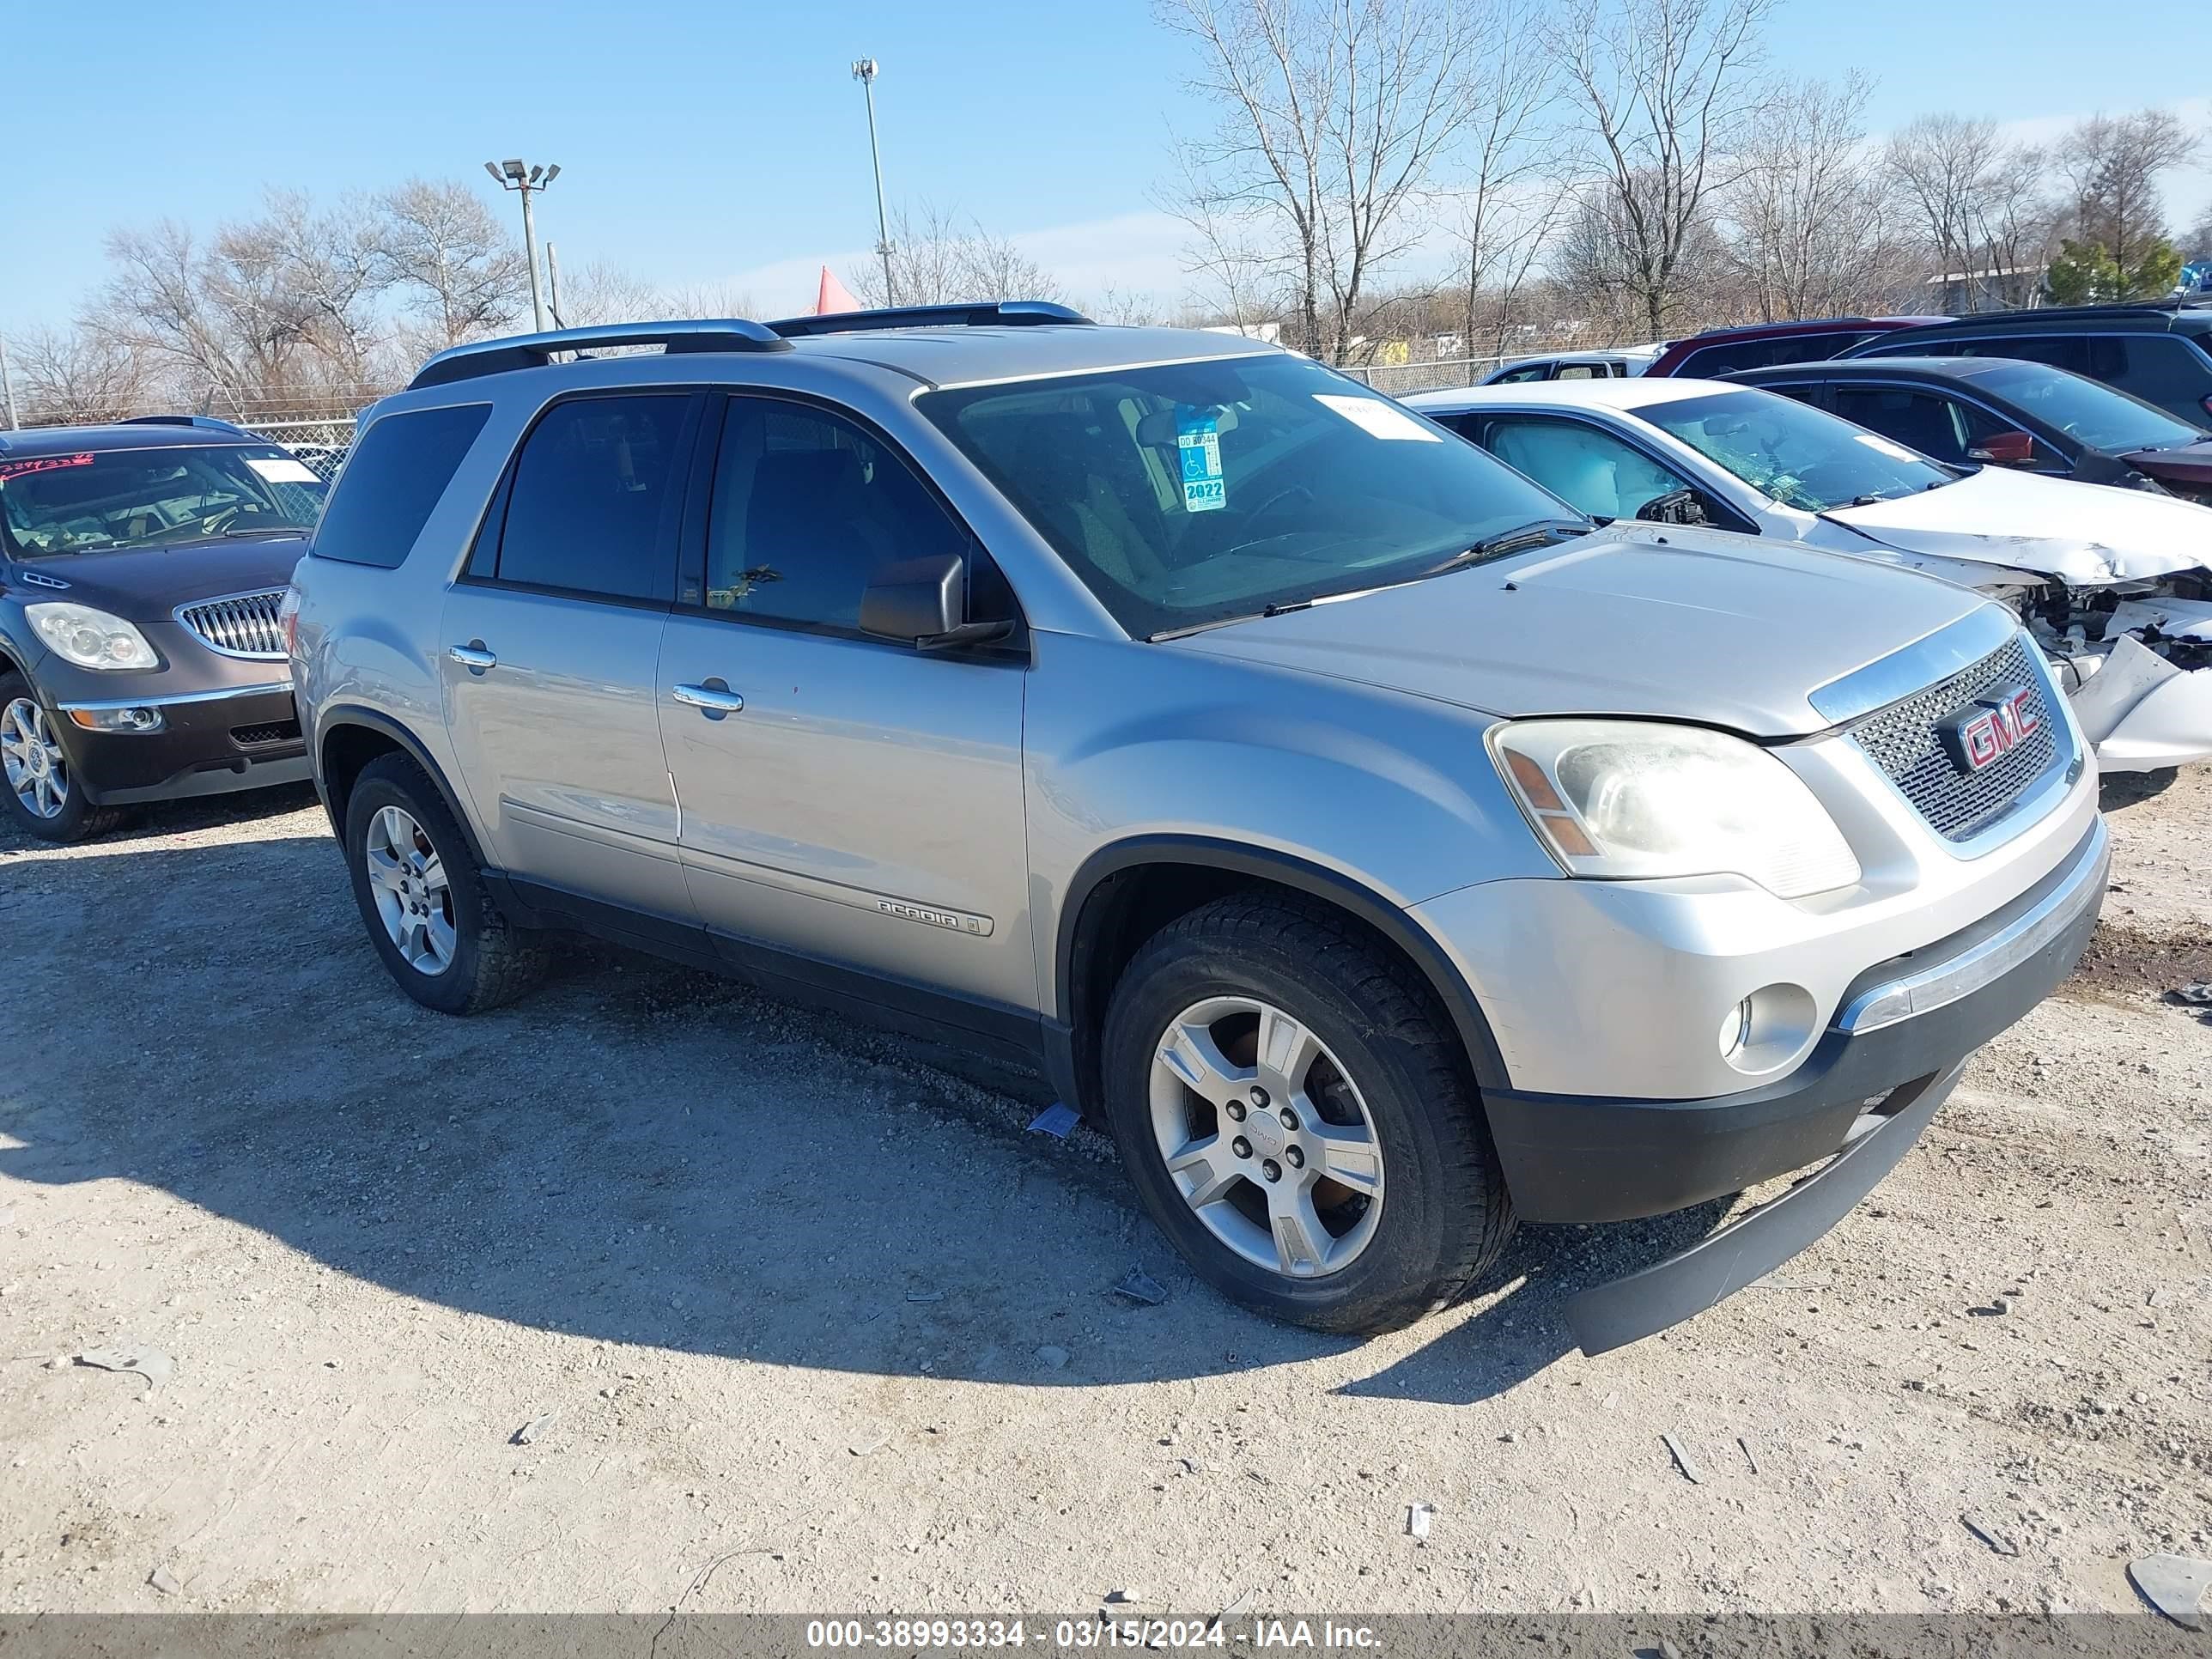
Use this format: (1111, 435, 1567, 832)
(1418, 518, 1589, 578)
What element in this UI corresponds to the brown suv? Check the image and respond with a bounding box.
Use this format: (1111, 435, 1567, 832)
(0, 417, 321, 842)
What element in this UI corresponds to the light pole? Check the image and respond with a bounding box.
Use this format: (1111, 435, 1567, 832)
(0, 331, 18, 430)
(484, 159, 562, 331)
(850, 58, 895, 307)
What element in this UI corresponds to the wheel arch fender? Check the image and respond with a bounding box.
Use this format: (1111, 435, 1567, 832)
(1051, 834, 1514, 1121)
(314, 704, 490, 872)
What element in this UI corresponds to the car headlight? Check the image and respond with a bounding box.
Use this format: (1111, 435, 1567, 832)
(26, 602, 160, 671)
(1491, 719, 1861, 899)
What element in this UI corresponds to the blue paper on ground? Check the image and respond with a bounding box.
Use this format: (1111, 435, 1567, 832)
(1027, 1103, 1081, 1138)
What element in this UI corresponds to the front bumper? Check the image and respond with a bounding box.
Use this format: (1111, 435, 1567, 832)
(49, 679, 309, 805)
(1485, 814, 2107, 1225)
(2062, 634, 2212, 773)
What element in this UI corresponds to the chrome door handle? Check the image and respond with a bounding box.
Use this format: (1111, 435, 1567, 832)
(672, 681, 744, 715)
(448, 644, 497, 671)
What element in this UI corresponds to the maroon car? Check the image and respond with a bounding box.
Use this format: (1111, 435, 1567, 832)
(1645, 316, 1948, 379)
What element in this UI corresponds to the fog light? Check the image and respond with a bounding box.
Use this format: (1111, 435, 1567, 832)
(1718, 984, 1820, 1075)
(68, 706, 164, 733)
(1718, 999, 1753, 1060)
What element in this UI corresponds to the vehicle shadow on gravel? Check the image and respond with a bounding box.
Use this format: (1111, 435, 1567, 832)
(0, 823, 1729, 1398)
(1334, 1202, 1739, 1404)
(0, 780, 322, 855)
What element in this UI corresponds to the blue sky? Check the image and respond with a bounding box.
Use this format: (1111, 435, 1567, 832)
(5, 0, 2209, 333)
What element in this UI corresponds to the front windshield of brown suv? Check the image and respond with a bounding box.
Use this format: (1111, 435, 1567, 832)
(0, 443, 325, 558)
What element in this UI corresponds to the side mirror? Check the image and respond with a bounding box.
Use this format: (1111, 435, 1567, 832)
(1966, 429, 2036, 465)
(859, 552, 1012, 652)
(1635, 488, 1709, 526)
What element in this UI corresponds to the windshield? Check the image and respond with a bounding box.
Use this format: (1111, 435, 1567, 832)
(920, 353, 1583, 635)
(0, 443, 325, 558)
(1965, 361, 2204, 453)
(1639, 387, 1954, 511)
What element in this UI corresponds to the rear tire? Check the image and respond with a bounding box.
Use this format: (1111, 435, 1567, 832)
(1099, 893, 1514, 1334)
(0, 672, 124, 844)
(343, 752, 547, 1014)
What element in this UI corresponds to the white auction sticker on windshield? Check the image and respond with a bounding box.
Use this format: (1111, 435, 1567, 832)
(1853, 433, 1921, 463)
(1176, 407, 1226, 513)
(1313, 393, 1440, 441)
(246, 455, 320, 484)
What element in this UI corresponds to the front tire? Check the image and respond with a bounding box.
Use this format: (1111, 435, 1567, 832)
(0, 673, 123, 843)
(343, 752, 547, 1014)
(1099, 893, 1514, 1335)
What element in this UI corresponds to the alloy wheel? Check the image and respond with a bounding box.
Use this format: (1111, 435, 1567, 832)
(1, 696, 69, 820)
(362, 805, 457, 976)
(1148, 994, 1386, 1279)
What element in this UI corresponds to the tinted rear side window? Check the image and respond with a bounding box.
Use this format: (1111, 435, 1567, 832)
(1677, 331, 1869, 377)
(2085, 336, 2212, 422)
(492, 395, 690, 602)
(311, 404, 491, 568)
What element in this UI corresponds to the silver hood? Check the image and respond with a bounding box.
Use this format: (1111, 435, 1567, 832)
(1163, 525, 1994, 738)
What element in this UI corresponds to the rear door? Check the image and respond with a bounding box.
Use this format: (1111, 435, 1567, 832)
(654, 392, 1035, 1029)
(441, 392, 702, 924)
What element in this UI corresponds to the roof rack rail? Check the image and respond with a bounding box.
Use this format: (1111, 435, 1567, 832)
(766, 300, 1093, 338)
(118, 414, 250, 434)
(1948, 302, 2177, 323)
(407, 319, 792, 390)
(1680, 315, 1875, 340)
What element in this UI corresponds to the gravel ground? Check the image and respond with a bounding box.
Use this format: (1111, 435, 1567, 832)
(0, 770, 2206, 1617)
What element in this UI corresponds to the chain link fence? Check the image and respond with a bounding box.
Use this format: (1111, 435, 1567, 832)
(1335, 355, 1521, 396)
(236, 416, 356, 520)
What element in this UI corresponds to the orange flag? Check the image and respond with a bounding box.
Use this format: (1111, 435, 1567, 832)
(814, 266, 862, 315)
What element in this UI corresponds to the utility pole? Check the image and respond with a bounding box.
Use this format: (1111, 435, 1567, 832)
(0, 331, 18, 429)
(545, 242, 566, 329)
(484, 159, 562, 331)
(851, 58, 896, 307)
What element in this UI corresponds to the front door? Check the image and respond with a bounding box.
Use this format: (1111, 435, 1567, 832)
(441, 392, 700, 924)
(656, 393, 1034, 1024)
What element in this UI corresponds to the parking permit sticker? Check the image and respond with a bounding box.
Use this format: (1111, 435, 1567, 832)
(1313, 394, 1440, 441)
(1176, 407, 1226, 513)
(1854, 433, 1922, 463)
(246, 455, 320, 483)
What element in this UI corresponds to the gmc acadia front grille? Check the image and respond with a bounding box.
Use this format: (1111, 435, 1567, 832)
(1846, 634, 2062, 842)
(178, 590, 288, 659)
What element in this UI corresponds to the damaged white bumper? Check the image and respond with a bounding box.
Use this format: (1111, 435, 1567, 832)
(2035, 590, 2212, 773)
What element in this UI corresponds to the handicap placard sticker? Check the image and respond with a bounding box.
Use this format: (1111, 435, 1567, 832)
(1176, 406, 1226, 514)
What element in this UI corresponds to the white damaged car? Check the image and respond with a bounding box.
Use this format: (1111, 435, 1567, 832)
(1406, 379, 2212, 771)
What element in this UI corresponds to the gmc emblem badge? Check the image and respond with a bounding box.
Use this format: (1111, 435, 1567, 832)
(1939, 684, 2040, 774)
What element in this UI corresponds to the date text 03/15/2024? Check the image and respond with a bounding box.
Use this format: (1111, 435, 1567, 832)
(802, 1619, 1383, 1650)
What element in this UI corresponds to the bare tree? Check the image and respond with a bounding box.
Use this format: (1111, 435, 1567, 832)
(1085, 285, 1176, 325)
(375, 179, 529, 347)
(2182, 204, 2212, 264)
(1548, 0, 1773, 338)
(849, 204, 1063, 307)
(1554, 181, 1731, 337)
(1161, 0, 1482, 362)
(10, 327, 151, 425)
(1447, 0, 1565, 365)
(1883, 115, 2052, 311)
(91, 221, 247, 403)
(1717, 72, 1899, 320)
(653, 280, 765, 320)
(1159, 143, 1282, 328)
(2054, 108, 2198, 281)
(549, 260, 668, 327)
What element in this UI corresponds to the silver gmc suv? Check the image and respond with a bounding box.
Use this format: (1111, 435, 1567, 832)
(288, 304, 2110, 1352)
